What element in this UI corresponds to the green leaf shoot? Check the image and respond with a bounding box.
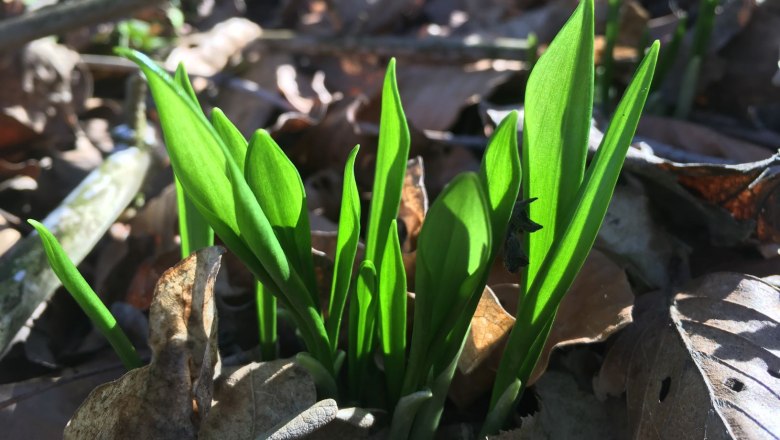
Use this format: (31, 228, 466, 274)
(28, 220, 142, 370)
(326, 145, 361, 350)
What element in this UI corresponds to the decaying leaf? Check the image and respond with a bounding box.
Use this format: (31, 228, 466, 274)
(597, 181, 690, 290)
(596, 273, 780, 439)
(458, 286, 515, 376)
(64, 247, 223, 439)
(398, 156, 428, 252)
(450, 250, 634, 407)
(200, 360, 318, 439)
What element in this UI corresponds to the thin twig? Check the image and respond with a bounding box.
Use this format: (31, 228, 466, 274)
(252, 31, 530, 62)
(0, 0, 162, 53)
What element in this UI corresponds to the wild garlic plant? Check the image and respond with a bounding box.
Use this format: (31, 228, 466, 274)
(33, 0, 658, 435)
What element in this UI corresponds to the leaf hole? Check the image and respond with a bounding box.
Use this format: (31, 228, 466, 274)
(768, 368, 780, 379)
(724, 377, 745, 392)
(658, 376, 671, 402)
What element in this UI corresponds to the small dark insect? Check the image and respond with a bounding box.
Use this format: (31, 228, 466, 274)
(503, 198, 543, 274)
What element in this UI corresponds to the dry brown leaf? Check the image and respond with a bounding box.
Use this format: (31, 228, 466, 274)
(597, 182, 690, 289)
(596, 273, 780, 439)
(458, 286, 515, 376)
(450, 250, 633, 408)
(64, 247, 223, 439)
(398, 157, 428, 252)
(200, 360, 318, 439)
(529, 250, 634, 384)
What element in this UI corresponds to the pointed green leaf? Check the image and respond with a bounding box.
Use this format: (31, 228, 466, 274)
(117, 48, 332, 369)
(404, 172, 491, 393)
(522, 0, 594, 290)
(478, 110, 521, 261)
(28, 220, 141, 370)
(378, 219, 407, 406)
(171, 64, 214, 257)
(244, 129, 319, 307)
(491, 41, 659, 410)
(173, 63, 198, 105)
(211, 108, 248, 170)
(365, 58, 410, 274)
(326, 145, 361, 349)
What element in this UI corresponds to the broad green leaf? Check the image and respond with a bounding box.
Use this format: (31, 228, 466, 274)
(244, 129, 319, 307)
(491, 41, 659, 411)
(226, 162, 331, 366)
(348, 261, 377, 401)
(522, 0, 594, 291)
(211, 108, 248, 170)
(172, 64, 214, 258)
(116, 49, 250, 267)
(28, 220, 141, 370)
(478, 110, 521, 261)
(404, 172, 491, 393)
(118, 49, 332, 369)
(326, 145, 361, 349)
(365, 58, 410, 274)
(378, 220, 407, 406)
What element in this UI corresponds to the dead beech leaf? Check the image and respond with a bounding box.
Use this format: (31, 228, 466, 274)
(398, 156, 428, 252)
(458, 286, 515, 375)
(597, 182, 690, 290)
(526, 250, 634, 385)
(450, 251, 633, 408)
(64, 247, 224, 440)
(596, 273, 780, 439)
(199, 360, 317, 439)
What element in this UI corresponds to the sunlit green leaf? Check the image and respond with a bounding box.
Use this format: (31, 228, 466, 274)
(244, 129, 319, 307)
(326, 145, 361, 350)
(365, 58, 410, 275)
(491, 40, 659, 412)
(404, 172, 491, 394)
(211, 108, 248, 170)
(28, 220, 141, 370)
(478, 110, 521, 261)
(522, 0, 594, 292)
(378, 220, 407, 406)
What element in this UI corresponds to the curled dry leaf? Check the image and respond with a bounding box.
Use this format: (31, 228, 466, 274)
(450, 250, 634, 408)
(596, 273, 780, 439)
(64, 247, 224, 440)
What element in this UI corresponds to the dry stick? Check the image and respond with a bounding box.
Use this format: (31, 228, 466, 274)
(252, 31, 530, 62)
(0, 0, 162, 53)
